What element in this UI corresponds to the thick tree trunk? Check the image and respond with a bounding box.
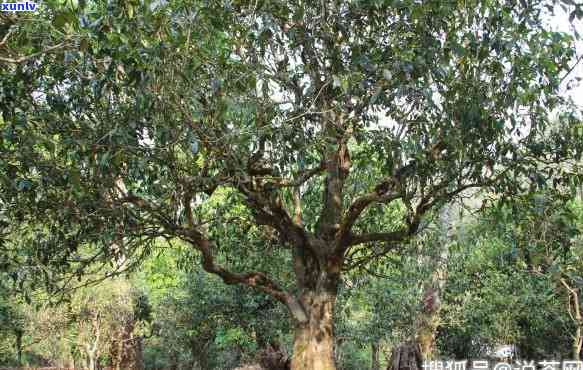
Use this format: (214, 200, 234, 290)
(390, 205, 452, 370)
(290, 290, 337, 370)
(416, 284, 442, 358)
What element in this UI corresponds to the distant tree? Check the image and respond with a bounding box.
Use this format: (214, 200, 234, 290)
(1, 1, 582, 369)
(438, 191, 583, 360)
(18, 278, 149, 370)
(69, 279, 148, 370)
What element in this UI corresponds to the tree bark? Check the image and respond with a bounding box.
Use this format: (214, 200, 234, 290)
(389, 205, 453, 369)
(371, 341, 380, 370)
(560, 279, 583, 361)
(85, 338, 99, 370)
(573, 325, 582, 361)
(87, 351, 96, 370)
(258, 341, 290, 370)
(416, 284, 442, 359)
(134, 337, 144, 370)
(190, 338, 209, 370)
(386, 284, 440, 370)
(387, 343, 422, 370)
(169, 351, 178, 370)
(15, 329, 22, 366)
(290, 285, 338, 370)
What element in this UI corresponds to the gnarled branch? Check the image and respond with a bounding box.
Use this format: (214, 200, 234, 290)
(182, 225, 308, 323)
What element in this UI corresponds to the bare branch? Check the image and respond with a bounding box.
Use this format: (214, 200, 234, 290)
(119, 189, 310, 323)
(237, 182, 316, 255)
(261, 161, 326, 188)
(347, 180, 489, 248)
(343, 242, 403, 271)
(337, 184, 401, 247)
(0, 29, 13, 47)
(559, 53, 583, 86)
(561, 278, 582, 323)
(348, 229, 410, 246)
(0, 41, 68, 64)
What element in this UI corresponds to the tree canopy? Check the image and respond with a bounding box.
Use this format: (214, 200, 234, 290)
(1, 1, 582, 369)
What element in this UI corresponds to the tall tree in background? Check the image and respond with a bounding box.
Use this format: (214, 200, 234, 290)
(388, 205, 455, 370)
(1, 1, 582, 369)
(437, 191, 583, 361)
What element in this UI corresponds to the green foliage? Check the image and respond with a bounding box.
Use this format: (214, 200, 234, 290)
(1, 0, 581, 293)
(138, 249, 291, 369)
(1, 0, 582, 368)
(439, 192, 583, 359)
(0, 285, 24, 365)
